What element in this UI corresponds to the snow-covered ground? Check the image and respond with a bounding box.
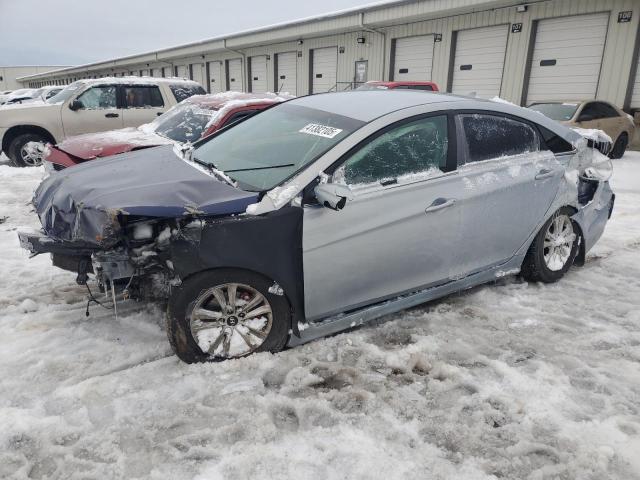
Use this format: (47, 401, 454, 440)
(1, 151, 639, 480)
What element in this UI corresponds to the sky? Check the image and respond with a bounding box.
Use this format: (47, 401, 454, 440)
(0, 0, 387, 66)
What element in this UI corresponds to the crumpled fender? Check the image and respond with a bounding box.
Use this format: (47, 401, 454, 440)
(571, 180, 614, 258)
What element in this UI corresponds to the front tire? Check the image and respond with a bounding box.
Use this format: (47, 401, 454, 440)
(8, 133, 48, 167)
(609, 132, 628, 160)
(521, 207, 579, 283)
(167, 269, 290, 363)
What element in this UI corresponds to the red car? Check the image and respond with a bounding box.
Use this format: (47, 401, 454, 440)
(356, 81, 439, 92)
(45, 92, 292, 169)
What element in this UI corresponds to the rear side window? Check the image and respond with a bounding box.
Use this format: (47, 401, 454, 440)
(337, 115, 448, 186)
(170, 84, 206, 102)
(579, 102, 619, 120)
(538, 125, 574, 154)
(459, 114, 538, 163)
(220, 110, 258, 128)
(123, 86, 164, 108)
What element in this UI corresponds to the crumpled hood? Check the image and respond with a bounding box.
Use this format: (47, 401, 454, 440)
(56, 127, 170, 160)
(33, 145, 259, 247)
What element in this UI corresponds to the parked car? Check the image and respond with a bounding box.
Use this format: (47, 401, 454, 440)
(19, 91, 614, 363)
(0, 88, 37, 105)
(1, 86, 64, 106)
(356, 81, 439, 91)
(0, 77, 205, 167)
(528, 100, 635, 159)
(44, 92, 292, 170)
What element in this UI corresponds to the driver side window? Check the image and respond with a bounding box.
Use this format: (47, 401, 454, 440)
(76, 86, 117, 109)
(336, 115, 448, 186)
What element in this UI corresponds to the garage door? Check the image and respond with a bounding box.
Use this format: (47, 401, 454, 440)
(526, 13, 609, 104)
(151, 68, 162, 78)
(249, 56, 268, 93)
(190, 63, 205, 87)
(276, 51, 297, 95)
(311, 47, 337, 94)
(630, 51, 640, 108)
(176, 65, 188, 78)
(451, 25, 509, 98)
(392, 35, 434, 81)
(227, 58, 244, 92)
(208, 61, 223, 93)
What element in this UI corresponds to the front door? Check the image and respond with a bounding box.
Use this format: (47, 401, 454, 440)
(303, 114, 463, 320)
(454, 112, 562, 275)
(61, 85, 123, 138)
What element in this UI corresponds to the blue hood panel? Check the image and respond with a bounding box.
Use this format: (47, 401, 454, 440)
(33, 145, 258, 246)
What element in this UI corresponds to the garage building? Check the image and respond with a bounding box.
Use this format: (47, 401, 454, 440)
(17, 0, 640, 115)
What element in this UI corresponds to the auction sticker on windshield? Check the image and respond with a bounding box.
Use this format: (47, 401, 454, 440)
(299, 123, 343, 138)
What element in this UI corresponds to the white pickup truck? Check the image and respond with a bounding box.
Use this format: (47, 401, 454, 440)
(0, 77, 205, 166)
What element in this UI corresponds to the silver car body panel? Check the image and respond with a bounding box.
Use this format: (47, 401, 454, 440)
(246, 91, 610, 341)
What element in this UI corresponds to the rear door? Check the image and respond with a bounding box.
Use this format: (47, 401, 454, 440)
(311, 47, 337, 93)
(60, 84, 123, 137)
(121, 85, 166, 127)
(392, 35, 435, 81)
(303, 114, 464, 320)
(454, 112, 562, 275)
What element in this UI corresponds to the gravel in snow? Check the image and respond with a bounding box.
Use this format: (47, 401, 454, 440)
(0, 151, 639, 480)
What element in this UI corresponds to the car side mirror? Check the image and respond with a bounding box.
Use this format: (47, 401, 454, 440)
(69, 99, 82, 111)
(314, 183, 354, 211)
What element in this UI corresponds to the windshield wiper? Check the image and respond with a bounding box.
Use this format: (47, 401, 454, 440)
(224, 163, 295, 173)
(192, 156, 235, 186)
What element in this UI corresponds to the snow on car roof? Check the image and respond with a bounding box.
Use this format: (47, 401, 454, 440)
(75, 76, 201, 87)
(185, 91, 294, 110)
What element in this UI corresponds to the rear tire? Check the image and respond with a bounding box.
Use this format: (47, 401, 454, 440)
(166, 269, 290, 363)
(8, 133, 48, 167)
(609, 133, 628, 160)
(521, 207, 579, 283)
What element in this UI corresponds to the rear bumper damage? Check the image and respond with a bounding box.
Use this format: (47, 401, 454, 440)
(572, 180, 614, 256)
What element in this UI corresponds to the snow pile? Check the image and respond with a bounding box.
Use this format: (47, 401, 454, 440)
(1, 151, 640, 479)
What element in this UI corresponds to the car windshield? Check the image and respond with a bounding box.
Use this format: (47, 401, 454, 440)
(150, 103, 217, 143)
(46, 81, 84, 104)
(193, 103, 365, 191)
(529, 103, 579, 121)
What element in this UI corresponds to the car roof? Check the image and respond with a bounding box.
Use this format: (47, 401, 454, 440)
(288, 90, 582, 144)
(289, 90, 465, 122)
(185, 91, 293, 110)
(76, 76, 201, 87)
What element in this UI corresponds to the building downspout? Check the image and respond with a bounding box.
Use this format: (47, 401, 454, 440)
(360, 12, 387, 81)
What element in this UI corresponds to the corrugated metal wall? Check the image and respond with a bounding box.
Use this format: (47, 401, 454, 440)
(22, 0, 640, 110)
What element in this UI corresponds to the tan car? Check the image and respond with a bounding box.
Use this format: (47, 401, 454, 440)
(528, 100, 635, 159)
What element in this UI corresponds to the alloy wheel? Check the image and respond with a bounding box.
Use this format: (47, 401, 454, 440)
(189, 283, 273, 359)
(543, 214, 576, 271)
(20, 141, 46, 166)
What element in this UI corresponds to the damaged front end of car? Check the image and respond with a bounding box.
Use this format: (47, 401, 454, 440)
(18, 145, 261, 315)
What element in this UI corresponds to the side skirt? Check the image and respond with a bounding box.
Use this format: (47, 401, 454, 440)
(287, 256, 523, 348)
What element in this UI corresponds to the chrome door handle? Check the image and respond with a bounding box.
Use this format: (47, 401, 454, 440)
(535, 169, 555, 180)
(425, 198, 456, 213)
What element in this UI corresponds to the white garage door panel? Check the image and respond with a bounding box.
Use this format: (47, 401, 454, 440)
(190, 63, 205, 87)
(312, 47, 337, 94)
(250, 56, 268, 93)
(208, 61, 223, 93)
(526, 13, 608, 104)
(276, 52, 297, 95)
(393, 35, 434, 81)
(176, 65, 188, 78)
(631, 52, 640, 108)
(451, 25, 508, 98)
(227, 59, 243, 92)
